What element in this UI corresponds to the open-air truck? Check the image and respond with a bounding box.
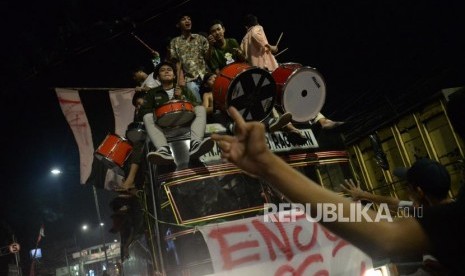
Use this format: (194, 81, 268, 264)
(120, 123, 358, 275)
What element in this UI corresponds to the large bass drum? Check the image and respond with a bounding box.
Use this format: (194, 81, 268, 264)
(213, 62, 276, 121)
(272, 63, 326, 122)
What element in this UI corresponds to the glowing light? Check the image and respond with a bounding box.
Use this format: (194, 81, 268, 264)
(50, 169, 62, 175)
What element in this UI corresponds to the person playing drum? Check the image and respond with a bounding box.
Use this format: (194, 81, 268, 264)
(206, 19, 245, 75)
(240, 14, 343, 130)
(139, 61, 214, 165)
(115, 91, 147, 195)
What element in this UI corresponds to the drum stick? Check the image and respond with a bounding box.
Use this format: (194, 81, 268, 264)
(276, 32, 283, 47)
(176, 61, 186, 87)
(275, 47, 288, 57)
(131, 32, 159, 56)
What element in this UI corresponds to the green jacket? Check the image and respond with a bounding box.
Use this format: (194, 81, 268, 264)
(137, 86, 199, 121)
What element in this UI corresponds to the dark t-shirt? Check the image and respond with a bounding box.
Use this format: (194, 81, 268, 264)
(208, 38, 240, 72)
(416, 201, 465, 274)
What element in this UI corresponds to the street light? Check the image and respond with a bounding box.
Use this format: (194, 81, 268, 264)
(50, 168, 62, 175)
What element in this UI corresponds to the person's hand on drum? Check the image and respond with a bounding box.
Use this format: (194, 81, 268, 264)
(266, 44, 278, 54)
(211, 107, 274, 177)
(174, 86, 183, 99)
(232, 48, 245, 61)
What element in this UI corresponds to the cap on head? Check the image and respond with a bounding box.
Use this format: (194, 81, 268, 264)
(394, 158, 451, 199)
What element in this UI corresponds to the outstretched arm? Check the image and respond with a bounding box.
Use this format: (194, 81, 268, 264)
(341, 179, 402, 210)
(211, 107, 431, 259)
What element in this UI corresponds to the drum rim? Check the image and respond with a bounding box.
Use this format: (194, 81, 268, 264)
(281, 66, 327, 122)
(159, 99, 193, 105)
(105, 132, 130, 142)
(276, 62, 303, 69)
(127, 121, 145, 127)
(94, 152, 126, 175)
(156, 100, 195, 111)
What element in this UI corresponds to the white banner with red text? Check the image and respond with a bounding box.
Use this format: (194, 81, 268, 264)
(198, 210, 372, 276)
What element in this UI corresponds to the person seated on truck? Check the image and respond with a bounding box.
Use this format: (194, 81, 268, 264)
(138, 61, 214, 165)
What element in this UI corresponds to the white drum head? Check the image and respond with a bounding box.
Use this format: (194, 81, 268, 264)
(282, 67, 326, 122)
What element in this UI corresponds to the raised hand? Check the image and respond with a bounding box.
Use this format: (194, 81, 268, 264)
(211, 107, 272, 177)
(340, 178, 366, 201)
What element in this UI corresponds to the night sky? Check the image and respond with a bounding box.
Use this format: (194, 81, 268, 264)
(1, 0, 465, 270)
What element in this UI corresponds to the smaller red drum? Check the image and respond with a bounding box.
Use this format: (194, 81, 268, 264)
(272, 63, 326, 122)
(213, 62, 276, 121)
(95, 133, 133, 175)
(155, 100, 195, 128)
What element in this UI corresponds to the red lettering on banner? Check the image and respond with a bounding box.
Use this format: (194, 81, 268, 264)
(360, 261, 367, 276)
(208, 224, 260, 270)
(332, 240, 349, 257)
(204, 213, 370, 274)
(320, 226, 349, 257)
(321, 227, 339, 241)
(274, 254, 328, 276)
(293, 222, 318, 252)
(252, 219, 293, 261)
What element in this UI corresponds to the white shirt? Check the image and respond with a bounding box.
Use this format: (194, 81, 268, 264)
(165, 88, 175, 100)
(142, 72, 161, 89)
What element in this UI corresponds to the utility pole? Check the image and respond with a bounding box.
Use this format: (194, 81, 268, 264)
(64, 248, 71, 276)
(92, 186, 109, 272)
(12, 235, 22, 276)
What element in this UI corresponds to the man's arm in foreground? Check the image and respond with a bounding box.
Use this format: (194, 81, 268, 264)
(211, 107, 430, 259)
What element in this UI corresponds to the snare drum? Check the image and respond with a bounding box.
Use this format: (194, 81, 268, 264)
(125, 122, 146, 143)
(272, 63, 326, 122)
(94, 133, 133, 175)
(213, 62, 276, 121)
(155, 100, 195, 128)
